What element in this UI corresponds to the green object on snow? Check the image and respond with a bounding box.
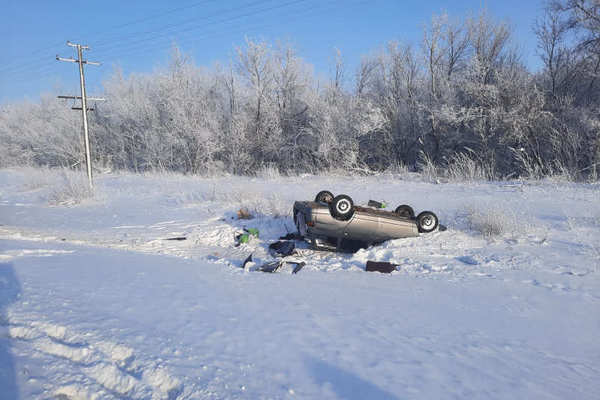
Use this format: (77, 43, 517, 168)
(246, 228, 259, 237)
(367, 200, 387, 209)
(237, 228, 259, 245)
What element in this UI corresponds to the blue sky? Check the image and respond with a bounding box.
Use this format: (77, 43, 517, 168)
(1, 0, 546, 104)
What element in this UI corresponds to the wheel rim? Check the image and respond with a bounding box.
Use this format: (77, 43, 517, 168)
(336, 199, 351, 214)
(421, 215, 434, 229)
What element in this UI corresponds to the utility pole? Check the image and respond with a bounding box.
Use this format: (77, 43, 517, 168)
(57, 41, 104, 189)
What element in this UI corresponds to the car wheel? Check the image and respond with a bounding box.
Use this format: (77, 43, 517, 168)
(329, 194, 354, 220)
(315, 190, 334, 203)
(394, 204, 415, 219)
(416, 211, 439, 233)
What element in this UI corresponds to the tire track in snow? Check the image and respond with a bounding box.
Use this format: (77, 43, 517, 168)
(5, 317, 189, 399)
(0, 221, 240, 262)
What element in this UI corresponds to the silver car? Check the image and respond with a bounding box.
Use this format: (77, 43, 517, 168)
(293, 191, 439, 250)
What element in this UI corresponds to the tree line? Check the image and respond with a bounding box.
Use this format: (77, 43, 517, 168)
(1, 1, 599, 180)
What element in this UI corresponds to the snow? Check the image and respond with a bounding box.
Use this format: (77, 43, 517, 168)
(0, 168, 599, 399)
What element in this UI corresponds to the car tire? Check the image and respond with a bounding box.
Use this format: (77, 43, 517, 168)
(416, 211, 439, 233)
(329, 194, 354, 221)
(394, 204, 415, 219)
(315, 190, 334, 203)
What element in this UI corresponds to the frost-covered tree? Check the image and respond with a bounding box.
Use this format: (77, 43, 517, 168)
(0, 8, 598, 180)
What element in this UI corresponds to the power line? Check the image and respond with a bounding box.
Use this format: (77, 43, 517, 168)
(92, 0, 272, 50)
(0, 42, 63, 72)
(93, 0, 311, 60)
(1, 0, 309, 78)
(0, 0, 270, 75)
(96, 0, 220, 34)
(0, 0, 220, 74)
(4, 0, 369, 97)
(97, 0, 358, 65)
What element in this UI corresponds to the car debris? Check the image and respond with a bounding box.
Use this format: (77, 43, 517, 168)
(242, 252, 305, 274)
(258, 260, 282, 273)
(241, 254, 253, 269)
(279, 232, 303, 241)
(257, 260, 305, 274)
(365, 261, 398, 273)
(268, 240, 296, 257)
(164, 236, 187, 241)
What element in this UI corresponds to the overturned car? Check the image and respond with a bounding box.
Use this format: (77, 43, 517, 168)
(293, 191, 439, 251)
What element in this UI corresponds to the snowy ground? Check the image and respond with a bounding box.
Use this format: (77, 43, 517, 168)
(0, 168, 599, 399)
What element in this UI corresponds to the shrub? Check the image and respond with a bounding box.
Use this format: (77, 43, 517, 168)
(446, 152, 495, 182)
(48, 169, 95, 206)
(464, 205, 523, 238)
(255, 163, 281, 179)
(418, 152, 440, 183)
(242, 193, 289, 218)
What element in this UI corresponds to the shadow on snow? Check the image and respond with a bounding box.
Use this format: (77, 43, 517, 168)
(305, 356, 400, 400)
(0, 262, 21, 399)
